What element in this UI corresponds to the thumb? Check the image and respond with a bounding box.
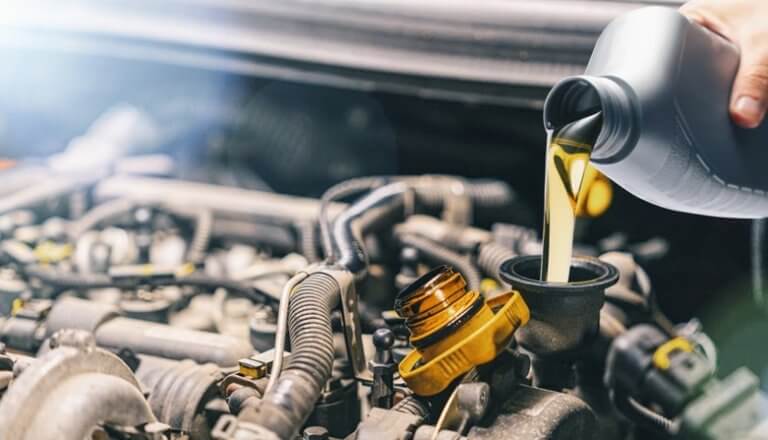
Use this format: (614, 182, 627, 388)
(731, 51, 768, 128)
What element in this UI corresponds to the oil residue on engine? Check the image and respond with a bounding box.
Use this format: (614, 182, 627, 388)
(541, 111, 603, 282)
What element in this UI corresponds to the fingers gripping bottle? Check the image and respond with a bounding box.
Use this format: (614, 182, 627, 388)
(543, 7, 768, 219)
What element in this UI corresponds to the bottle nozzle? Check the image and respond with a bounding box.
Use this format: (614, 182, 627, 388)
(544, 76, 637, 161)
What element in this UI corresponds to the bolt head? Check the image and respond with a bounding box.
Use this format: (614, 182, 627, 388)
(373, 328, 395, 350)
(303, 426, 329, 440)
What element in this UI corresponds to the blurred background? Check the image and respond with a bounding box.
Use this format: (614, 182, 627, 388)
(1, 0, 763, 381)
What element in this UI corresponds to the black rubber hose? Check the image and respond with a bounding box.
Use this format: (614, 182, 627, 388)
(331, 182, 407, 275)
(319, 176, 389, 260)
(319, 176, 515, 260)
(22, 266, 273, 303)
(24, 266, 113, 288)
(476, 242, 517, 283)
(397, 234, 482, 291)
(210, 219, 295, 253)
(244, 273, 340, 440)
(159, 274, 273, 303)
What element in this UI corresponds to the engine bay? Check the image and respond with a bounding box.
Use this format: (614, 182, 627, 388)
(0, 143, 764, 439)
(2, 1, 768, 439)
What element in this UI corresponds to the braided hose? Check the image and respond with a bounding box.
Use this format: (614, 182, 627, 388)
(477, 242, 517, 283)
(297, 221, 321, 263)
(285, 274, 338, 384)
(245, 273, 339, 440)
(187, 209, 212, 265)
(392, 396, 429, 419)
(466, 179, 515, 207)
(414, 178, 514, 209)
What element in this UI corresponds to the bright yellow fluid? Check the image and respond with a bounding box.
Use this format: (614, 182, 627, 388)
(541, 131, 594, 282)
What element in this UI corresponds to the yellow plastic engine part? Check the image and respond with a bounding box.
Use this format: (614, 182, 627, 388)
(653, 337, 694, 370)
(34, 241, 73, 264)
(395, 266, 529, 396)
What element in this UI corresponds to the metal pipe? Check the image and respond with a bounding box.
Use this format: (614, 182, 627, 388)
(23, 374, 156, 440)
(94, 176, 347, 225)
(0, 345, 155, 440)
(265, 271, 308, 394)
(0, 171, 105, 216)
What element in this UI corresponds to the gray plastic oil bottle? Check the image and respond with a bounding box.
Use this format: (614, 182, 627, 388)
(543, 6, 768, 219)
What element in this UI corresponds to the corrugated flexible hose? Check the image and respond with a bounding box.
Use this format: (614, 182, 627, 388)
(242, 273, 339, 440)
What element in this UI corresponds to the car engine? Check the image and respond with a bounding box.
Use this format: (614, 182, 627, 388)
(1, 1, 767, 439)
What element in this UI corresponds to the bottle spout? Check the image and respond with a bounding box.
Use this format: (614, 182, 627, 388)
(544, 75, 638, 162)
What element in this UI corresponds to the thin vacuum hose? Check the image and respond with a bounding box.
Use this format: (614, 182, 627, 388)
(67, 198, 135, 239)
(397, 234, 482, 291)
(613, 390, 678, 436)
(265, 272, 308, 394)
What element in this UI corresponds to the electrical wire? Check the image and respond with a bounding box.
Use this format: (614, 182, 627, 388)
(611, 389, 678, 436)
(22, 265, 274, 304)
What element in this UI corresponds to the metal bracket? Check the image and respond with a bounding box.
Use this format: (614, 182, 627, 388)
(312, 267, 373, 383)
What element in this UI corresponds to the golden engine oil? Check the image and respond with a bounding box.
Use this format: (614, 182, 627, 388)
(542, 112, 602, 282)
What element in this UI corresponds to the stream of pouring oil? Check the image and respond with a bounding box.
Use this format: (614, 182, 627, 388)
(541, 111, 603, 282)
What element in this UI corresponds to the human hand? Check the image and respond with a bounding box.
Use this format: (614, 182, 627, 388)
(681, 0, 768, 128)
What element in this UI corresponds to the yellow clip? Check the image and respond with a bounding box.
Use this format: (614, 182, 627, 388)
(175, 263, 196, 278)
(238, 357, 267, 379)
(34, 241, 73, 264)
(479, 278, 500, 296)
(10, 298, 24, 316)
(139, 264, 155, 277)
(399, 291, 529, 396)
(652, 337, 694, 370)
